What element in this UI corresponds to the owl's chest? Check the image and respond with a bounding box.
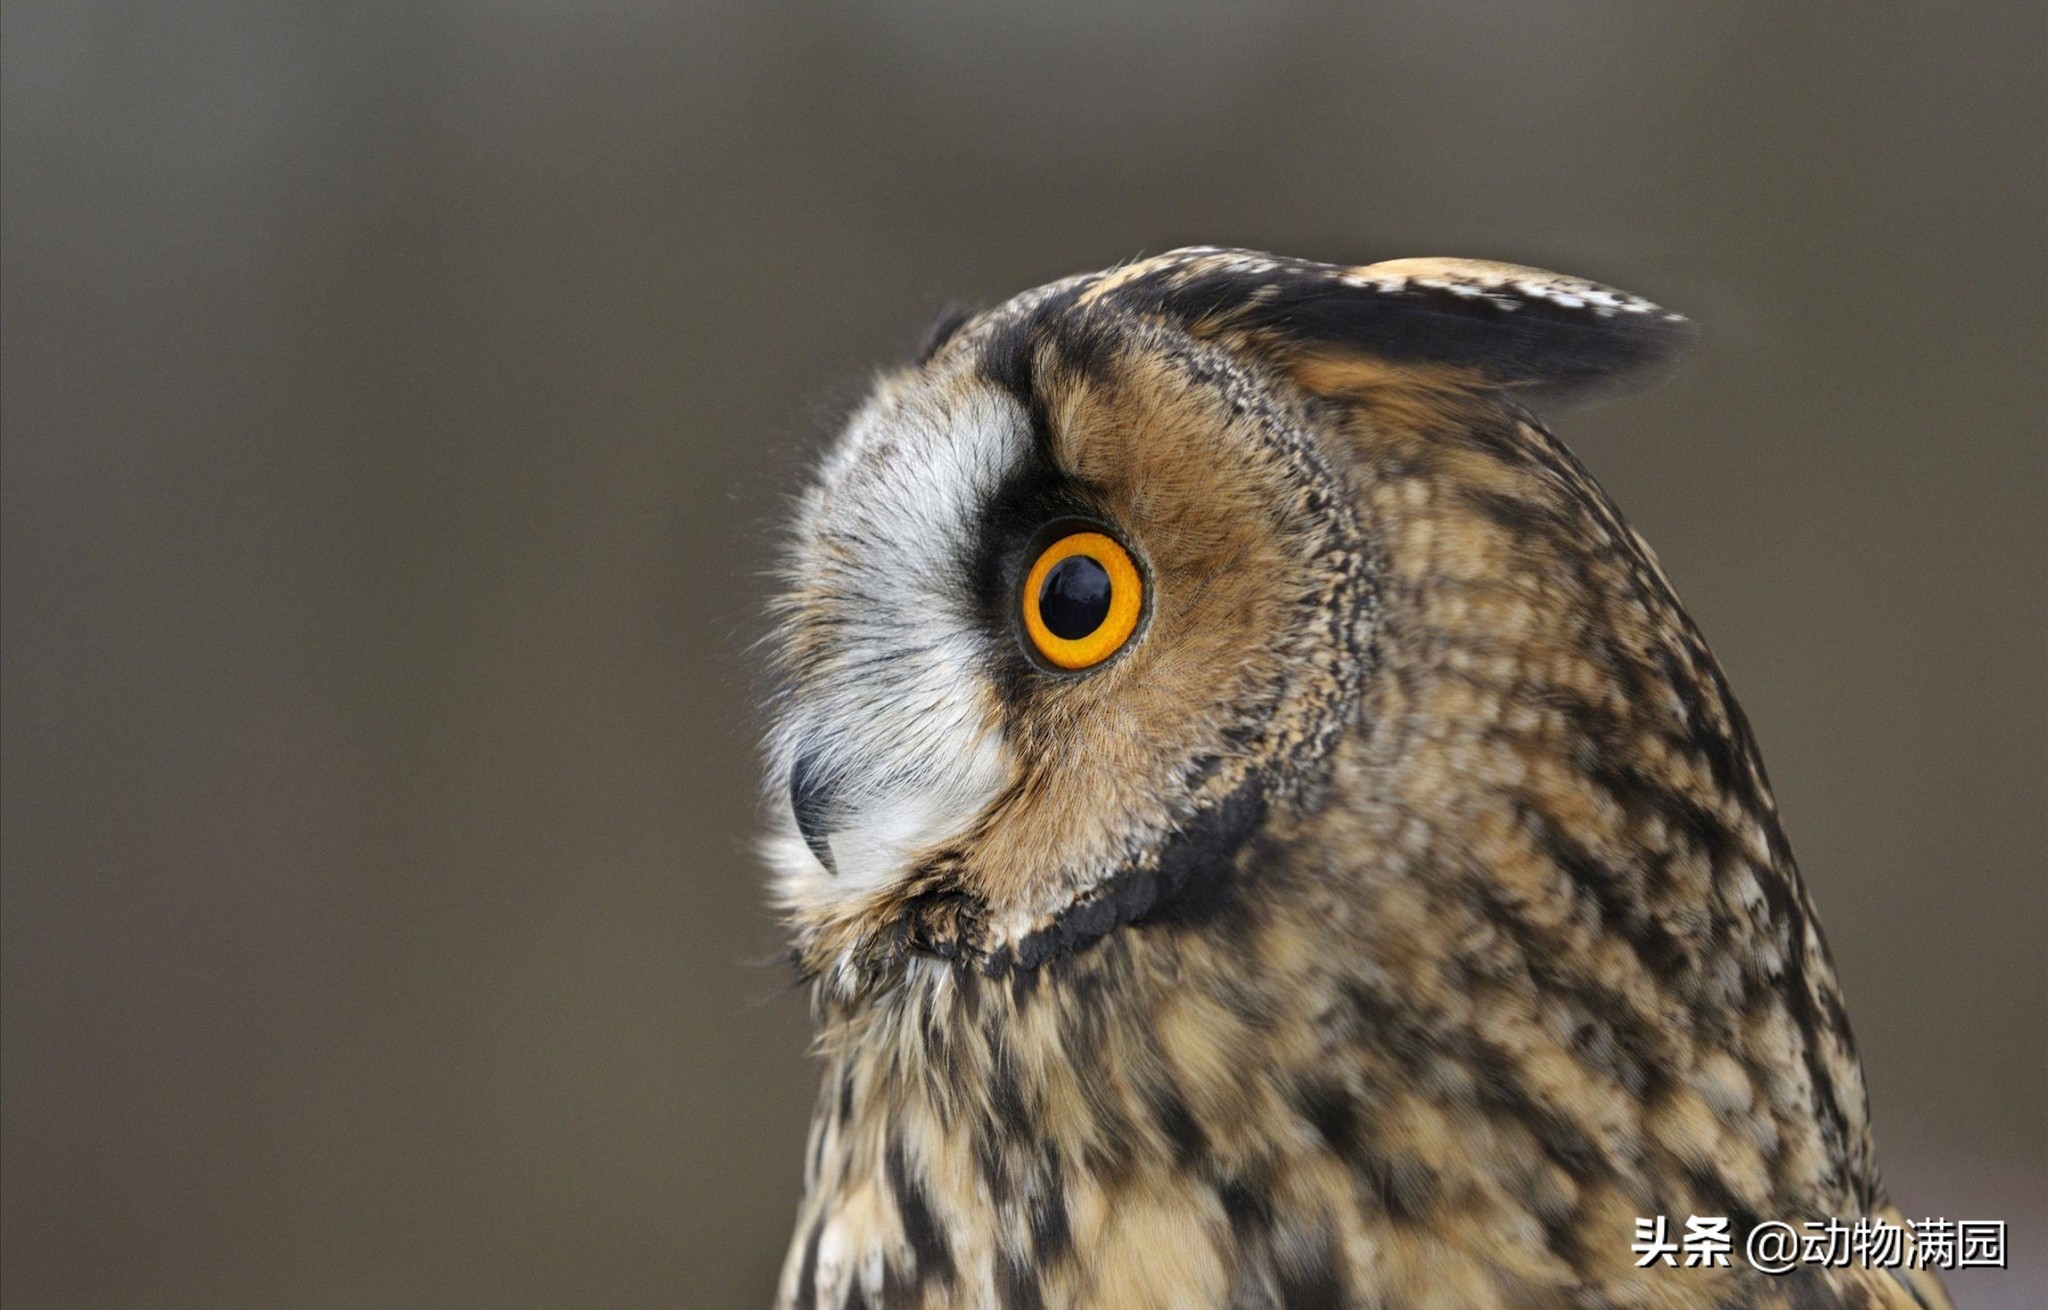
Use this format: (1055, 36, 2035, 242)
(772, 1070, 1720, 1310)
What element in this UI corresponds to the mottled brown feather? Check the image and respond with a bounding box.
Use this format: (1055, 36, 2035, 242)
(763, 250, 1948, 1310)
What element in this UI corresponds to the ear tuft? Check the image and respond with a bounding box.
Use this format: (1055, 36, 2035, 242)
(1093, 247, 1696, 409)
(914, 302, 979, 365)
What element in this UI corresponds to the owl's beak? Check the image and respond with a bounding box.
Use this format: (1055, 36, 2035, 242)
(788, 749, 839, 876)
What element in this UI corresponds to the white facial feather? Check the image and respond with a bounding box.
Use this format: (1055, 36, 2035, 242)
(766, 378, 1025, 915)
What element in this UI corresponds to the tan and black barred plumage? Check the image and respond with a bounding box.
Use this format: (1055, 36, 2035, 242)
(758, 249, 1950, 1310)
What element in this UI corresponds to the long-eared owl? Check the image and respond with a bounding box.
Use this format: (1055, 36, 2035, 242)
(758, 249, 1951, 1310)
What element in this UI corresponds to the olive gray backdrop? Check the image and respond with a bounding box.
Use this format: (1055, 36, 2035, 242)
(3, 3, 2042, 1307)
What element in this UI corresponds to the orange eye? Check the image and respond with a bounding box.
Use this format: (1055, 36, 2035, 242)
(1021, 530, 1144, 670)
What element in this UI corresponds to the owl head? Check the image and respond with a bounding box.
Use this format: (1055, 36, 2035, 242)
(761, 248, 1695, 995)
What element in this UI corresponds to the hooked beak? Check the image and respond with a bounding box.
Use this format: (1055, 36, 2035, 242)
(787, 749, 839, 876)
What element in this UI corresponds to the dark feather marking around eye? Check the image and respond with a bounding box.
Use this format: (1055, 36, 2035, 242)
(967, 490, 1122, 710)
(981, 298, 1066, 457)
(980, 287, 1115, 405)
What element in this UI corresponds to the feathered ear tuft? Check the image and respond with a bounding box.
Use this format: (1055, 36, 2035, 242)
(1089, 247, 1696, 409)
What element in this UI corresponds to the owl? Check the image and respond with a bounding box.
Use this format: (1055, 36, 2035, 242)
(757, 249, 1951, 1310)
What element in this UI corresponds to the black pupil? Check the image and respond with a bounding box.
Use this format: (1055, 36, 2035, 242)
(1039, 555, 1113, 641)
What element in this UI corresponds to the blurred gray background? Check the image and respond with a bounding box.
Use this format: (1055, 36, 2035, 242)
(3, 3, 2041, 1307)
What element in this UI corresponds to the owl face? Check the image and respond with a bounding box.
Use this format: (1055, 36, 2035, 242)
(763, 249, 1692, 987)
(765, 291, 1372, 975)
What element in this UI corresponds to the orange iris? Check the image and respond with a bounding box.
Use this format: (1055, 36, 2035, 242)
(1021, 530, 1144, 670)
